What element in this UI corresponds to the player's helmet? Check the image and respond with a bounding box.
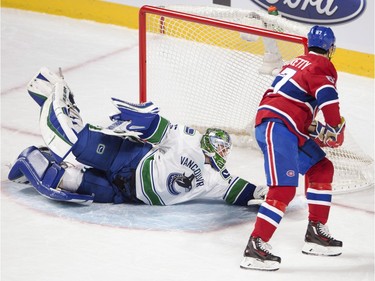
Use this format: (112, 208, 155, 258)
(307, 25, 336, 51)
(201, 128, 232, 171)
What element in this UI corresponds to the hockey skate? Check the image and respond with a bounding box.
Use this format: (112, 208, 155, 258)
(302, 221, 343, 256)
(240, 237, 281, 271)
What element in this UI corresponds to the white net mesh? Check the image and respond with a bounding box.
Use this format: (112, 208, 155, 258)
(140, 5, 374, 193)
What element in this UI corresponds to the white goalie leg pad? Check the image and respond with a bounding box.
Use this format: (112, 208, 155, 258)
(40, 81, 83, 163)
(27, 67, 63, 107)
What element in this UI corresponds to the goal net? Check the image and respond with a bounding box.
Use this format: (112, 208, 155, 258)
(138, 5, 374, 193)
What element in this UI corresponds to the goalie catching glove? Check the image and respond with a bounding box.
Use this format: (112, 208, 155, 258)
(309, 117, 346, 148)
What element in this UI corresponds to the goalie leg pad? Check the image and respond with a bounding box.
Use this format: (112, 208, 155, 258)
(8, 146, 63, 190)
(27, 67, 63, 107)
(8, 146, 93, 204)
(39, 81, 83, 163)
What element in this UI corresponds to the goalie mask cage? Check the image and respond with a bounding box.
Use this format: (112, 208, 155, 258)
(139, 5, 374, 193)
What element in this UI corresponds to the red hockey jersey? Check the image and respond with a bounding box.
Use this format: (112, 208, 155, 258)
(255, 52, 342, 146)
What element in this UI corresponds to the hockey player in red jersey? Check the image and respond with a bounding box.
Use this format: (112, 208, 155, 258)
(240, 25, 346, 271)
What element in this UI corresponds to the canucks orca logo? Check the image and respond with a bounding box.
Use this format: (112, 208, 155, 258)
(167, 173, 195, 195)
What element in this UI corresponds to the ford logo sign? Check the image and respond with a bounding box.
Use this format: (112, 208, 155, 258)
(250, 0, 366, 24)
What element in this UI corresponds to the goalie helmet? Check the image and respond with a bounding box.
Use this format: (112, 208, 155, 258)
(201, 128, 232, 171)
(307, 25, 336, 52)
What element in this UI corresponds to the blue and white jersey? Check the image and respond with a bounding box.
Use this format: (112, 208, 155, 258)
(135, 121, 257, 206)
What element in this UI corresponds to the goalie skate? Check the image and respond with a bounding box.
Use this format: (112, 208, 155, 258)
(27, 67, 63, 106)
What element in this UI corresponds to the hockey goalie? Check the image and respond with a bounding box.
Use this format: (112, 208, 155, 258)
(8, 67, 268, 207)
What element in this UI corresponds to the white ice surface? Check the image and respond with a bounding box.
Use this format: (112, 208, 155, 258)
(1, 8, 374, 281)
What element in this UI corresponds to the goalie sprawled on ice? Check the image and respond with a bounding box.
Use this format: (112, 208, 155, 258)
(8, 67, 267, 206)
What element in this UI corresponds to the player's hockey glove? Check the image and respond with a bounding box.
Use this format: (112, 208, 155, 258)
(309, 117, 346, 148)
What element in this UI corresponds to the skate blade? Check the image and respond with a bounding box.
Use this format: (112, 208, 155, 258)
(240, 256, 280, 271)
(302, 242, 342, 256)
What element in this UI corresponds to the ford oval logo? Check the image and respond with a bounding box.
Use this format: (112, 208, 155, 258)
(250, 0, 366, 24)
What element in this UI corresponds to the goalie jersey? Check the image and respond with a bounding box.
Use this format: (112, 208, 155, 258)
(135, 122, 256, 206)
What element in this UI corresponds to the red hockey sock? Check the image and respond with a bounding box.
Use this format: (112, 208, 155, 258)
(251, 186, 295, 242)
(306, 182, 332, 224)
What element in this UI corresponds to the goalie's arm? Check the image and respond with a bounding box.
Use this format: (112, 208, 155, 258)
(220, 176, 268, 206)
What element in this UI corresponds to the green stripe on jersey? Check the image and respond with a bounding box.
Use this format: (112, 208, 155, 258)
(141, 154, 164, 205)
(144, 117, 169, 144)
(224, 177, 247, 204)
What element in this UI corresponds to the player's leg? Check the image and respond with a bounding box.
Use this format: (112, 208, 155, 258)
(71, 124, 152, 172)
(69, 125, 152, 203)
(76, 168, 138, 204)
(240, 120, 298, 271)
(300, 146, 343, 256)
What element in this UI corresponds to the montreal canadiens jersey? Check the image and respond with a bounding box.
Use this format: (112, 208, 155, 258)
(255, 52, 342, 146)
(135, 121, 257, 206)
